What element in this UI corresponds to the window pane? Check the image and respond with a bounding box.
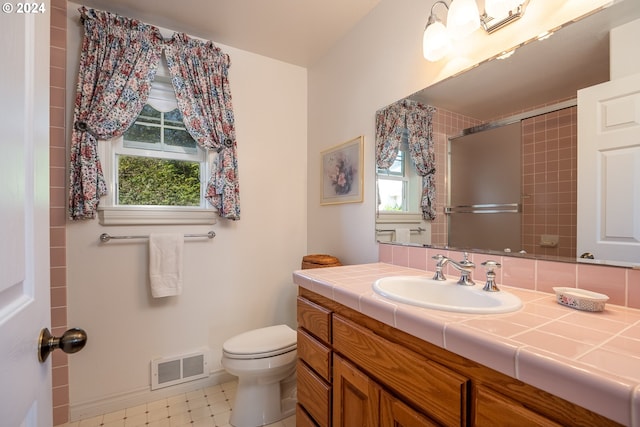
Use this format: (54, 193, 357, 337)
(376, 151, 404, 176)
(137, 104, 162, 124)
(164, 108, 184, 126)
(388, 154, 404, 174)
(123, 123, 162, 146)
(165, 128, 197, 151)
(118, 155, 201, 206)
(378, 179, 405, 211)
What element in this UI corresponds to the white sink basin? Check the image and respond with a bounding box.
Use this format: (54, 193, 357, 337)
(372, 276, 522, 314)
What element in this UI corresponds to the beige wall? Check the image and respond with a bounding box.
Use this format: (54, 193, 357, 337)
(65, 2, 307, 419)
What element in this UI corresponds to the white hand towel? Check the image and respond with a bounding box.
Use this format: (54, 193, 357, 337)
(395, 228, 411, 244)
(149, 233, 184, 298)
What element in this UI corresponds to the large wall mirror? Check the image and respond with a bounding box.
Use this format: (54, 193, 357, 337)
(375, 0, 640, 267)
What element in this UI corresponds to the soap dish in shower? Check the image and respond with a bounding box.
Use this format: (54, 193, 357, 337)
(552, 287, 609, 312)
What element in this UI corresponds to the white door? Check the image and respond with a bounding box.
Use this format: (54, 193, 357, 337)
(577, 72, 640, 264)
(0, 4, 53, 426)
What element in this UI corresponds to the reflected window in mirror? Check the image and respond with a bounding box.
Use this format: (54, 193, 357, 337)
(376, 138, 422, 214)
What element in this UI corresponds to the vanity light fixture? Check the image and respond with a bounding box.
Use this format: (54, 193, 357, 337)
(423, 1, 452, 62)
(423, 0, 530, 62)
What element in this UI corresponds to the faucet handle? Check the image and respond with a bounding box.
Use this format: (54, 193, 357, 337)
(432, 254, 447, 280)
(481, 260, 501, 292)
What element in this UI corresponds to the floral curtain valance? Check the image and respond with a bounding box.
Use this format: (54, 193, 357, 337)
(375, 99, 437, 220)
(68, 7, 241, 220)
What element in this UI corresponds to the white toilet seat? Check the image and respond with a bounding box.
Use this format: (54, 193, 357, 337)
(223, 324, 297, 359)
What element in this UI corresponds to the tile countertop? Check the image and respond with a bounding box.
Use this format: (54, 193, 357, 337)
(293, 263, 640, 427)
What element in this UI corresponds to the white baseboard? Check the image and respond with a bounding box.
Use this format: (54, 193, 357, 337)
(70, 369, 236, 422)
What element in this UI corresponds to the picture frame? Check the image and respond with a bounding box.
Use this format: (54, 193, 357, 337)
(320, 136, 364, 205)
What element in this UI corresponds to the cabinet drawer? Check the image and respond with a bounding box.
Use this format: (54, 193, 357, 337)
(297, 404, 320, 427)
(297, 296, 331, 343)
(473, 385, 562, 427)
(298, 328, 331, 381)
(333, 315, 468, 427)
(297, 360, 331, 427)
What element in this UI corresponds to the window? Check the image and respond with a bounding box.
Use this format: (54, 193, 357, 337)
(98, 73, 216, 225)
(376, 140, 421, 214)
(118, 105, 204, 207)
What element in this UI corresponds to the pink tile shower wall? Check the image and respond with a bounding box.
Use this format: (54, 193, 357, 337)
(378, 243, 640, 309)
(521, 107, 577, 258)
(50, 0, 69, 424)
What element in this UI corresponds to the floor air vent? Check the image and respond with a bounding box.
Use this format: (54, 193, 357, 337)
(151, 350, 209, 390)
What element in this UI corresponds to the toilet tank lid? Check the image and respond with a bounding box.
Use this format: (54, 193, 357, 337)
(223, 324, 296, 355)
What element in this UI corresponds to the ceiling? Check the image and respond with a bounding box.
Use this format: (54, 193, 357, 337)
(78, 0, 381, 67)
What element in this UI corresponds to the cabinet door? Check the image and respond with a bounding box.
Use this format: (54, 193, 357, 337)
(474, 385, 562, 427)
(333, 354, 380, 427)
(333, 315, 468, 426)
(380, 391, 439, 427)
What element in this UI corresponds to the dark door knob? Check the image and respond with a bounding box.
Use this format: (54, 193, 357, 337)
(38, 327, 87, 362)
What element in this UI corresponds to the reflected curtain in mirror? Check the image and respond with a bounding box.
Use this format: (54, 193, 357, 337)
(375, 100, 437, 219)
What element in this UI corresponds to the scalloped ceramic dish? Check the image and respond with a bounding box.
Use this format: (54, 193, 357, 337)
(553, 287, 609, 312)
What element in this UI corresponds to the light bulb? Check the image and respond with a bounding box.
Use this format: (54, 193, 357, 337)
(423, 19, 451, 62)
(447, 0, 480, 40)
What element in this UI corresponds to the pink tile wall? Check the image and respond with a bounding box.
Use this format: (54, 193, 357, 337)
(379, 243, 640, 310)
(521, 107, 577, 258)
(50, 0, 69, 424)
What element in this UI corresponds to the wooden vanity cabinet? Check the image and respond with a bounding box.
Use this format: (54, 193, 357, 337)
(472, 385, 562, 427)
(333, 353, 439, 427)
(332, 354, 379, 427)
(296, 288, 621, 427)
(296, 296, 332, 426)
(333, 314, 468, 426)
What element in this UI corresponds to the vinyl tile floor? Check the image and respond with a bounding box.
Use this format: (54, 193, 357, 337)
(60, 380, 295, 427)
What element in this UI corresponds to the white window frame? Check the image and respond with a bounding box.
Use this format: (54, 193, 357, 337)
(97, 67, 217, 226)
(376, 139, 423, 219)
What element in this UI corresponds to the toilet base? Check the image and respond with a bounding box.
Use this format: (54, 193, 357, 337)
(229, 372, 296, 427)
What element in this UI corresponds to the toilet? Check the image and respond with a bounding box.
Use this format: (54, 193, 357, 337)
(221, 324, 297, 427)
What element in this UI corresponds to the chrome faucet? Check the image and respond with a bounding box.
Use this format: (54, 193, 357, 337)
(431, 253, 475, 286)
(481, 260, 501, 292)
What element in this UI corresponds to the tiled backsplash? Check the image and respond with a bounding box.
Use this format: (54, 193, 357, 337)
(379, 243, 640, 309)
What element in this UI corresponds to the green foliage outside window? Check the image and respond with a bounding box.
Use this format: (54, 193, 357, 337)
(118, 156, 201, 206)
(117, 104, 203, 207)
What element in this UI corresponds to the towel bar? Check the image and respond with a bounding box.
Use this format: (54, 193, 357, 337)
(99, 231, 215, 243)
(376, 227, 425, 233)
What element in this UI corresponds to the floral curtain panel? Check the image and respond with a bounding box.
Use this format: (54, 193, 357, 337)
(69, 7, 163, 220)
(164, 33, 240, 220)
(69, 8, 241, 220)
(375, 99, 437, 220)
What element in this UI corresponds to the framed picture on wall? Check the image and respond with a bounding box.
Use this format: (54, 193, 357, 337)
(320, 136, 364, 205)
